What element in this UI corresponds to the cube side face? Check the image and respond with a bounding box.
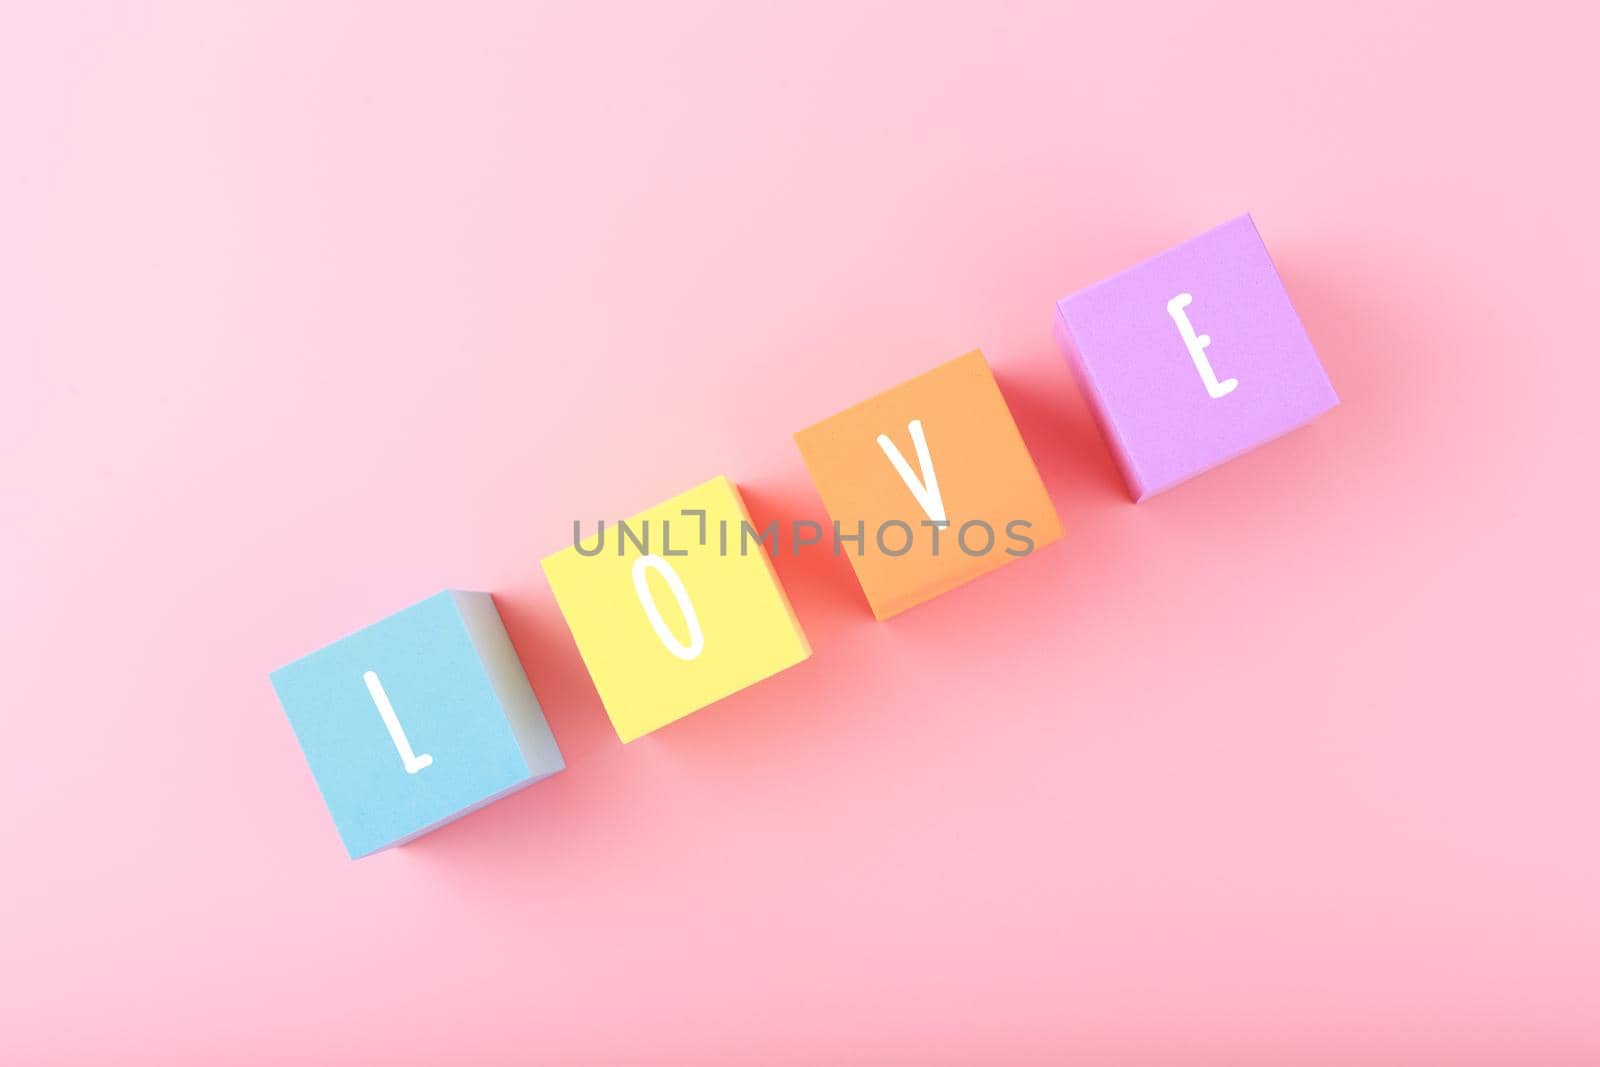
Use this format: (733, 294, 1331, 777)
(542, 476, 811, 742)
(450, 591, 565, 780)
(269, 591, 537, 858)
(1055, 215, 1338, 500)
(1052, 309, 1149, 501)
(793, 350, 1063, 619)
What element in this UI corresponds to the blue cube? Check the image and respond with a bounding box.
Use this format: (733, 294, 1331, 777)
(270, 590, 565, 859)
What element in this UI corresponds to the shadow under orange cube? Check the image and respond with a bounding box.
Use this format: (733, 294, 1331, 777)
(793, 350, 1062, 620)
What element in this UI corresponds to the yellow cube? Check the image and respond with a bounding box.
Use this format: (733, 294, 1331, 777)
(541, 476, 811, 742)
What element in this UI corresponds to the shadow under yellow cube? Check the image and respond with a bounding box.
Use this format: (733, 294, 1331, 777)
(542, 476, 811, 742)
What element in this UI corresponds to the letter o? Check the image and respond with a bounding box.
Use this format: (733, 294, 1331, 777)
(957, 519, 995, 557)
(876, 519, 914, 557)
(630, 554, 705, 661)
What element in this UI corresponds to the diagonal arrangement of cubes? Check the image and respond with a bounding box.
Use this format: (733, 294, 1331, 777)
(270, 214, 1339, 858)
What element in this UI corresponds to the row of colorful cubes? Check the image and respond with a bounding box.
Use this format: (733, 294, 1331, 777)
(271, 214, 1339, 858)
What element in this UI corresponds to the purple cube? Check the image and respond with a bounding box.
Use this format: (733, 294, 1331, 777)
(1053, 215, 1338, 502)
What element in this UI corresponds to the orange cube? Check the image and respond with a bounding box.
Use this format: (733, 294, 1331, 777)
(793, 350, 1062, 619)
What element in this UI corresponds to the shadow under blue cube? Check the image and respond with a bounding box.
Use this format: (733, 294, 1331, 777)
(270, 591, 565, 859)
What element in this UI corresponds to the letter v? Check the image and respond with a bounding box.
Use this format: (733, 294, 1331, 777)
(876, 419, 947, 524)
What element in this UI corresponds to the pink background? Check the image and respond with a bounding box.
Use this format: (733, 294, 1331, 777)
(4, 3, 1598, 1063)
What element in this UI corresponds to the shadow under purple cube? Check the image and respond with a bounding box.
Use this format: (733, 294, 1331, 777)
(1054, 214, 1338, 502)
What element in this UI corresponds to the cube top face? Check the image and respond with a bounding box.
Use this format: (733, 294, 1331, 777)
(541, 476, 811, 743)
(793, 350, 1063, 620)
(270, 591, 562, 859)
(1054, 214, 1338, 501)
